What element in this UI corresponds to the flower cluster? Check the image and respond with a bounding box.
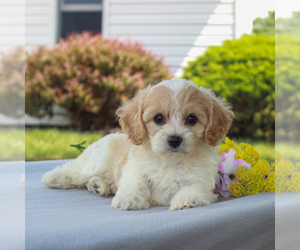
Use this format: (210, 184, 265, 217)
(275, 151, 300, 193)
(214, 148, 251, 197)
(215, 137, 275, 197)
(231, 160, 275, 196)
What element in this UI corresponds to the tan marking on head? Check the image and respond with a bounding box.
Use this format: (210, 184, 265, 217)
(202, 88, 235, 146)
(142, 85, 173, 123)
(176, 85, 211, 124)
(116, 86, 150, 145)
(175, 84, 234, 146)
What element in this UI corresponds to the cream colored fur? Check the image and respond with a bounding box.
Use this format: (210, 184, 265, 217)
(42, 79, 234, 211)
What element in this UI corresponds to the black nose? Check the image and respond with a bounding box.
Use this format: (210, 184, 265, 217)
(168, 136, 183, 148)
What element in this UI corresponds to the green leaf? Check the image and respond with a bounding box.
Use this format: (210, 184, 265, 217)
(70, 140, 87, 153)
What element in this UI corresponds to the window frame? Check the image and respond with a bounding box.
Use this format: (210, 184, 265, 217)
(60, 1, 103, 12)
(57, 0, 103, 41)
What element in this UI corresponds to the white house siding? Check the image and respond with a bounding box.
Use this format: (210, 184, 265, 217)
(103, 0, 235, 76)
(25, 0, 58, 52)
(0, 0, 58, 54)
(0, 0, 25, 53)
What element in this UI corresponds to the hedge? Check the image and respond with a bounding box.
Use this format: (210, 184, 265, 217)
(182, 34, 275, 141)
(25, 32, 171, 130)
(275, 35, 300, 141)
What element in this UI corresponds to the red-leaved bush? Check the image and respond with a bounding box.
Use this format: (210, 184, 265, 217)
(25, 32, 171, 129)
(0, 46, 25, 117)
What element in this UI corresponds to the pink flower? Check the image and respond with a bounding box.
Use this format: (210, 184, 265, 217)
(215, 149, 251, 198)
(215, 173, 232, 198)
(219, 149, 251, 175)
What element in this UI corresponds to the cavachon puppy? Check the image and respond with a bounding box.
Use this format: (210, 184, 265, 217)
(42, 79, 234, 211)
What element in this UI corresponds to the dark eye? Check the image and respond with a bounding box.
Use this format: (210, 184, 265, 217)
(187, 115, 197, 125)
(154, 114, 164, 125)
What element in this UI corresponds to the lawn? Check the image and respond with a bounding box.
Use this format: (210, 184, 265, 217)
(3, 128, 295, 163)
(0, 128, 25, 161)
(23, 128, 278, 162)
(25, 128, 103, 161)
(275, 142, 300, 163)
(231, 138, 275, 162)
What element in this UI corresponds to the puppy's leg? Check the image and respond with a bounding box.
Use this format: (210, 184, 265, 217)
(86, 176, 111, 197)
(111, 172, 151, 210)
(42, 133, 125, 190)
(111, 184, 151, 210)
(169, 185, 218, 211)
(42, 160, 86, 189)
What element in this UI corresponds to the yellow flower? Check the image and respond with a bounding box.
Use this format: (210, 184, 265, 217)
(275, 159, 296, 193)
(237, 152, 254, 166)
(296, 164, 300, 173)
(271, 162, 275, 172)
(291, 173, 300, 192)
(230, 182, 245, 197)
(220, 137, 238, 154)
(240, 143, 261, 163)
(244, 178, 261, 195)
(219, 139, 299, 196)
(264, 172, 275, 192)
(235, 166, 251, 183)
(253, 160, 272, 177)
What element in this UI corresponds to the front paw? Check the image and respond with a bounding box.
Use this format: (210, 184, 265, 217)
(169, 193, 218, 211)
(86, 176, 111, 197)
(111, 194, 150, 210)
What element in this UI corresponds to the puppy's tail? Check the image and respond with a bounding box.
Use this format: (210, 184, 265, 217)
(42, 160, 85, 189)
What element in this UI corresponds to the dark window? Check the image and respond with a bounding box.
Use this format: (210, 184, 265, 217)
(61, 12, 102, 38)
(59, 0, 102, 40)
(64, 0, 102, 5)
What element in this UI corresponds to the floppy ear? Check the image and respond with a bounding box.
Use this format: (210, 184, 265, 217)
(205, 92, 234, 146)
(116, 87, 149, 145)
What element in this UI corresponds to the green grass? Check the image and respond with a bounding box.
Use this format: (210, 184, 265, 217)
(25, 128, 103, 161)
(276, 142, 300, 163)
(0, 128, 25, 161)
(232, 138, 275, 162)
(0, 128, 290, 163)
(25, 128, 276, 162)
(3, 128, 297, 163)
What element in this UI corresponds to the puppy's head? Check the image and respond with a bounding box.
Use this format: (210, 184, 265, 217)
(117, 79, 234, 157)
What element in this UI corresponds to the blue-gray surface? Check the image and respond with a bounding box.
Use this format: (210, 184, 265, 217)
(0, 161, 25, 250)
(26, 159, 275, 250)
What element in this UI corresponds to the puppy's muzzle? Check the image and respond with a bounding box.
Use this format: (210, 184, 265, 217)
(167, 136, 183, 148)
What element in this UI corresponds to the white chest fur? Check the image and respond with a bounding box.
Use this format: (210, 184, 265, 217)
(146, 161, 197, 205)
(121, 149, 219, 206)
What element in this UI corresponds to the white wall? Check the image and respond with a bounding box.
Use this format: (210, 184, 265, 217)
(0, 0, 58, 54)
(235, 0, 275, 38)
(276, 0, 300, 18)
(103, 0, 235, 77)
(0, 0, 25, 53)
(25, 0, 58, 51)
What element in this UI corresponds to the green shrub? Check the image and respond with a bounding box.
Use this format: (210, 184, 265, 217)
(0, 46, 25, 117)
(252, 11, 275, 37)
(182, 34, 275, 141)
(276, 35, 300, 141)
(276, 11, 300, 36)
(25, 32, 171, 130)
